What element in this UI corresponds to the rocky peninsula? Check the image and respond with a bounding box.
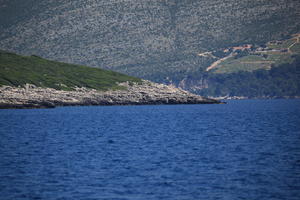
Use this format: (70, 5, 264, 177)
(0, 81, 221, 109)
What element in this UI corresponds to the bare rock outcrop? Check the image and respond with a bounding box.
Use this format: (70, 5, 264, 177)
(0, 81, 221, 109)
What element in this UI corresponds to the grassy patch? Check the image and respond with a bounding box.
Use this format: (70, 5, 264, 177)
(215, 62, 270, 74)
(267, 38, 297, 49)
(237, 55, 266, 62)
(214, 55, 271, 73)
(213, 52, 296, 74)
(290, 43, 300, 54)
(0, 50, 141, 90)
(264, 53, 294, 66)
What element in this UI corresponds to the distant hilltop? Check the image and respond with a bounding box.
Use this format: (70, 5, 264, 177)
(0, 51, 220, 109)
(0, 0, 299, 78)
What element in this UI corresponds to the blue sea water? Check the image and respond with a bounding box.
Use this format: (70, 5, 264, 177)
(0, 100, 300, 200)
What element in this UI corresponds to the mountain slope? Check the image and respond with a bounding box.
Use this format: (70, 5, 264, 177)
(1, 1, 300, 99)
(0, 0, 299, 78)
(0, 50, 141, 91)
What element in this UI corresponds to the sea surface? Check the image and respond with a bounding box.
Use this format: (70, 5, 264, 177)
(0, 100, 300, 200)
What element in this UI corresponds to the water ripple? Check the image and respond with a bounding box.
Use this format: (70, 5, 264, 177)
(0, 100, 300, 200)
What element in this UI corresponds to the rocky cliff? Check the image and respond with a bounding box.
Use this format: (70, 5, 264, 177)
(0, 81, 221, 109)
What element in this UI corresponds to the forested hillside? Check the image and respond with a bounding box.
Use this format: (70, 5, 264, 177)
(0, 0, 299, 98)
(0, 0, 299, 71)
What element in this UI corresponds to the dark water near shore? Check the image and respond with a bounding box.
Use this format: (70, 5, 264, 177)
(0, 100, 300, 200)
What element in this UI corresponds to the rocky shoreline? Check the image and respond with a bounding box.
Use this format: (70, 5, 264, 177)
(0, 81, 222, 109)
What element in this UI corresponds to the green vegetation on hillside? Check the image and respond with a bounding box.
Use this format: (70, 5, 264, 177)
(213, 53, 295, 74)
(198, 56, 300, 97)
(214, 55, 271, 74)
(290, 43, 300, 54)
(211, 34, 300, 74)
(1, 0, 299, 78)
(0, 50, 141, 90)
(267, 38, 297, 49)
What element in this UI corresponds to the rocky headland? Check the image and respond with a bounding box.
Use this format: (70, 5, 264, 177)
(0, 81, 221, 109)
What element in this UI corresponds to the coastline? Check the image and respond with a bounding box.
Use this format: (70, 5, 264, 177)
(0, 81, 222, 109)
